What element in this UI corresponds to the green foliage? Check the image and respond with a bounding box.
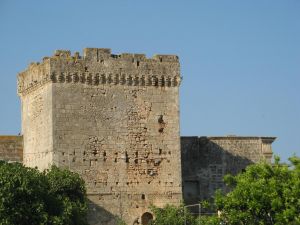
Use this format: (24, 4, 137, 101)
(150, 204, 222, 225)
(46, 166, 88, 225)
(116, 218, 128, 225)
(0, 161, 49, 225)
(195, 215, 221, 225)
(213, 155, 300, 225)
(150, 156, 300, 225)
(150, 204, 195, 225)
(0, 161, 88, 225)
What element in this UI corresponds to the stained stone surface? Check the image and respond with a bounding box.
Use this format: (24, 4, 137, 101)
(0, 136, 23, 163)
(17, 48, 182, 225)
(181, 136, 275, 208)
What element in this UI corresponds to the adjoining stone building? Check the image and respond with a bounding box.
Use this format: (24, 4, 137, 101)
(181, 136, 274, 207)
(0, 48, 275, 225)
(0, 136, 23, 163)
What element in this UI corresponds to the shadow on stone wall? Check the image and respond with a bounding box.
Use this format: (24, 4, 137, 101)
(181, 137, 253, 210)
(87, 200, 120, 225)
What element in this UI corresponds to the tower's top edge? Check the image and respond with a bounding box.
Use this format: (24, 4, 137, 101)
(31, 48, 179, 66)
(17, 48, 181, 95)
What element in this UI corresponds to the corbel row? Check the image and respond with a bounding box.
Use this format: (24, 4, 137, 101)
(49, 72, 181, 87)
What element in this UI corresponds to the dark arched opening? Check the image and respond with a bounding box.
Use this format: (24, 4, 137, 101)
(141, 212, 153, 225)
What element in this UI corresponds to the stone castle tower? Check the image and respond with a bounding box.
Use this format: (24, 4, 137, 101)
(17, 48, 182, 224)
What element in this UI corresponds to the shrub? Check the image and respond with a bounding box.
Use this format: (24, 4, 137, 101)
(0, 161, 88, 225)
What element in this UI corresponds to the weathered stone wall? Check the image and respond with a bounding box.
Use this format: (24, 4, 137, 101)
(20, 84, 53, 170)
(181, 136, 275, 206)
(18, 60, 53, 170)
(18, 48, 182, 225)
(0, 136, 23, 162)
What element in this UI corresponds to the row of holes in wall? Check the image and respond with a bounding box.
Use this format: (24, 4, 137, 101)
(61, 150, 171, 163)
(61, 158, 171, 167)
(91, 180, 174, 187)
(98, 193, 146, 201)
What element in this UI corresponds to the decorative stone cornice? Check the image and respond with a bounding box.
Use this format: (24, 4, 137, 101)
(206, 136, 276, 141)
(18, 48, 181, 95)
(181, 136, 276, 141)
(261, 137, 276, 144)
(18, 72, 181, 95)
(18, 73, 50, 96)
(49, 72, 180, 86)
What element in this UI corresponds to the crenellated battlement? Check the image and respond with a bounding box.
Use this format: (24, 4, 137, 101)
(18, 48, 181, 95)
(53, 48, 179, 63)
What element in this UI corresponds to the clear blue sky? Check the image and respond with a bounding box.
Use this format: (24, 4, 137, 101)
(0, 1, 299, 162)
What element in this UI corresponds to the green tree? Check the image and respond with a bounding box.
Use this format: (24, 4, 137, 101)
(0, 161, 88, 225)
(195, 215, 220, 225)
(150, 204, 196, 225)
(149, 204, 221, 225)
(214, 156, 300, 225)
(0, 161, 49, 225)
(46, 166, 88, 225)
